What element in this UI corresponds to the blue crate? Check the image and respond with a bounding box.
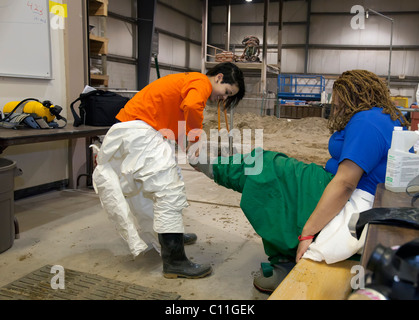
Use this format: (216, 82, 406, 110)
(278, 74, 325, 101)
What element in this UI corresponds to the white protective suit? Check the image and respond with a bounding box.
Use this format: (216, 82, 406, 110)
(92, 120, 189, 257)
(303, 188, 374, 264)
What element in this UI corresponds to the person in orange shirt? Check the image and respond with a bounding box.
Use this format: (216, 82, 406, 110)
(93, 62, 245, 279)
(117, 63, 244, 143)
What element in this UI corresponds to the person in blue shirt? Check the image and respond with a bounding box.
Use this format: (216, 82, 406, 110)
(189, 69, 409, 293)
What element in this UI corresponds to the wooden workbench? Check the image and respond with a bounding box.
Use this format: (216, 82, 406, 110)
(0, 124, 110, 187)
(0, 124, 111, 239)
(269, 183, 418, 300)
(268, 259, 358, 300)
(0, 125, 109, 154)
(360, 183, 419, 269)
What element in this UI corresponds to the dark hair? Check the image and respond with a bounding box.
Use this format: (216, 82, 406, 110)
(328, 69, 409, 133)
(206, 62, 245, 111)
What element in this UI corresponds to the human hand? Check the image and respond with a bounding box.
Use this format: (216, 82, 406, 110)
(295, 238, 313, 263)
(186, 141, 200, 157)
(186, 142, 201, 173)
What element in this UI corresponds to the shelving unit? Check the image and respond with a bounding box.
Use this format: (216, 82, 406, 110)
(88, 0, 109, 87)
(202, 1, 280, 95)
(89, 0, 108, 16)
(89, 34, 108, 55)
(90, 74, 109, 87)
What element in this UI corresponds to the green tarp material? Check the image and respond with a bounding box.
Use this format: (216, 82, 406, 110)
(213, 148, 334, 264)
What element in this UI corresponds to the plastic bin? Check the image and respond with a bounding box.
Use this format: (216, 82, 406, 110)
(0, 158, 17, 253)
(390, 96, 409, 108)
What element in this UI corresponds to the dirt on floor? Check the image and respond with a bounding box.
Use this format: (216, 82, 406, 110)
(202, 107, 332, 166)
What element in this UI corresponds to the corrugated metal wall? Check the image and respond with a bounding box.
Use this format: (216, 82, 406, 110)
(104, 0, 419, 102)
(209, 0, 419, 102)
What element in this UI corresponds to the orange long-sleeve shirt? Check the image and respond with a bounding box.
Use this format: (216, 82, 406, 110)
(116, 72, 212, 142)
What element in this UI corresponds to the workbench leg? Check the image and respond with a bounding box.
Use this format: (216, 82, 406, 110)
(76, 136, 99, 188)
(14, 216, 20, 239)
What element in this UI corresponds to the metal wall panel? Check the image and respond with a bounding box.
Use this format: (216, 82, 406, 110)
(155, 3, 201, 43)
(159, 0, 202, 18)
(157, 33, 201, 70)
(309, 49, 419, 78)
(107, 17, 135, 57)
(155, 0, 202, 71)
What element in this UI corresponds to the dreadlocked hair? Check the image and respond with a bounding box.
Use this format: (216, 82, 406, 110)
(327, 69, 409, 133)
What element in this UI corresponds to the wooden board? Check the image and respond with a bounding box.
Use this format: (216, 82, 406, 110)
(268, 258, 358, 300)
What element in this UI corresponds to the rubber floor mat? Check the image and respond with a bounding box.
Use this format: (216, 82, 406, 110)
(0, 265, 181, 300)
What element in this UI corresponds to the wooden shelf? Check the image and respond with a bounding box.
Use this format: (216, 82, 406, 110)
(90, 74, 109, 87)
(88, 0, 108, 87)
(89, 0, 108, 16)
(89, 35, 108, 56)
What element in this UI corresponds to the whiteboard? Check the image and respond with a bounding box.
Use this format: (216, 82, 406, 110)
(0, 0, 52, 79)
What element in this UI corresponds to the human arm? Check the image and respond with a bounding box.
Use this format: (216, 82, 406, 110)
(181, 76, 212, 143)
(295, 159, 365, 262)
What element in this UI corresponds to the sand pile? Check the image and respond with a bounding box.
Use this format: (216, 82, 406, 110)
(202, 106, 331, 166)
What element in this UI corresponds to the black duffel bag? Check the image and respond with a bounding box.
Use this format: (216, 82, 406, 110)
(70, 90, 129, 127)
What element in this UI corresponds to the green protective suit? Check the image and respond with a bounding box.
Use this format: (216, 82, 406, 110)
(212, 148, 334, 264)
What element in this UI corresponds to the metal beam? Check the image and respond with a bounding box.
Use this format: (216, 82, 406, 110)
(261, 0, 269, 94)
(157, 0, 201, 24)
(201, 0, 208, 73)
(278, 0, 283, 70)
(211, 21, 307, 26)
(211, 43, 419, 51)
(225, 0, 231, 51)
(137, 0, 156, 90)
(155, 28, 201, 46)
(304, 0, 311, 74)
(311, 10, 419, 16)
(108, 11, 137, 24)
(285, 44, 418, 50)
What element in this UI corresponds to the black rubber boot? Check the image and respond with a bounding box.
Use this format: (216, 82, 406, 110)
(183, 233, 197, 245)
(158, 233, 212, 279)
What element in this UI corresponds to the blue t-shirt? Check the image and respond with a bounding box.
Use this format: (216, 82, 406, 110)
(325, 107, 403, 195)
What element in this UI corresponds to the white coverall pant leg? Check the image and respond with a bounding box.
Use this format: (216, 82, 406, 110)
(93, 120, 189, 257)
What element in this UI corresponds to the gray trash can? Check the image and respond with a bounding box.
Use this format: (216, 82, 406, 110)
(0, 158, 18, 253)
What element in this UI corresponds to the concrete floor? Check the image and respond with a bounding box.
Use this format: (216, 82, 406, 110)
(0, 164, 268, 300)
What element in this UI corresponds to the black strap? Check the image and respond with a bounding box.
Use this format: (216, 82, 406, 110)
(54, 115, 67, 129)
(70, 90, 106, 127)
(70, 94, 83, 127)
(407, 175, 419, 207)
(70, 95, 83, 127)
(355, 207, 419, 239)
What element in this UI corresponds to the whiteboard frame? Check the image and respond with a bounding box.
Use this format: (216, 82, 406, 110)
(0, 0, 53, 80)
